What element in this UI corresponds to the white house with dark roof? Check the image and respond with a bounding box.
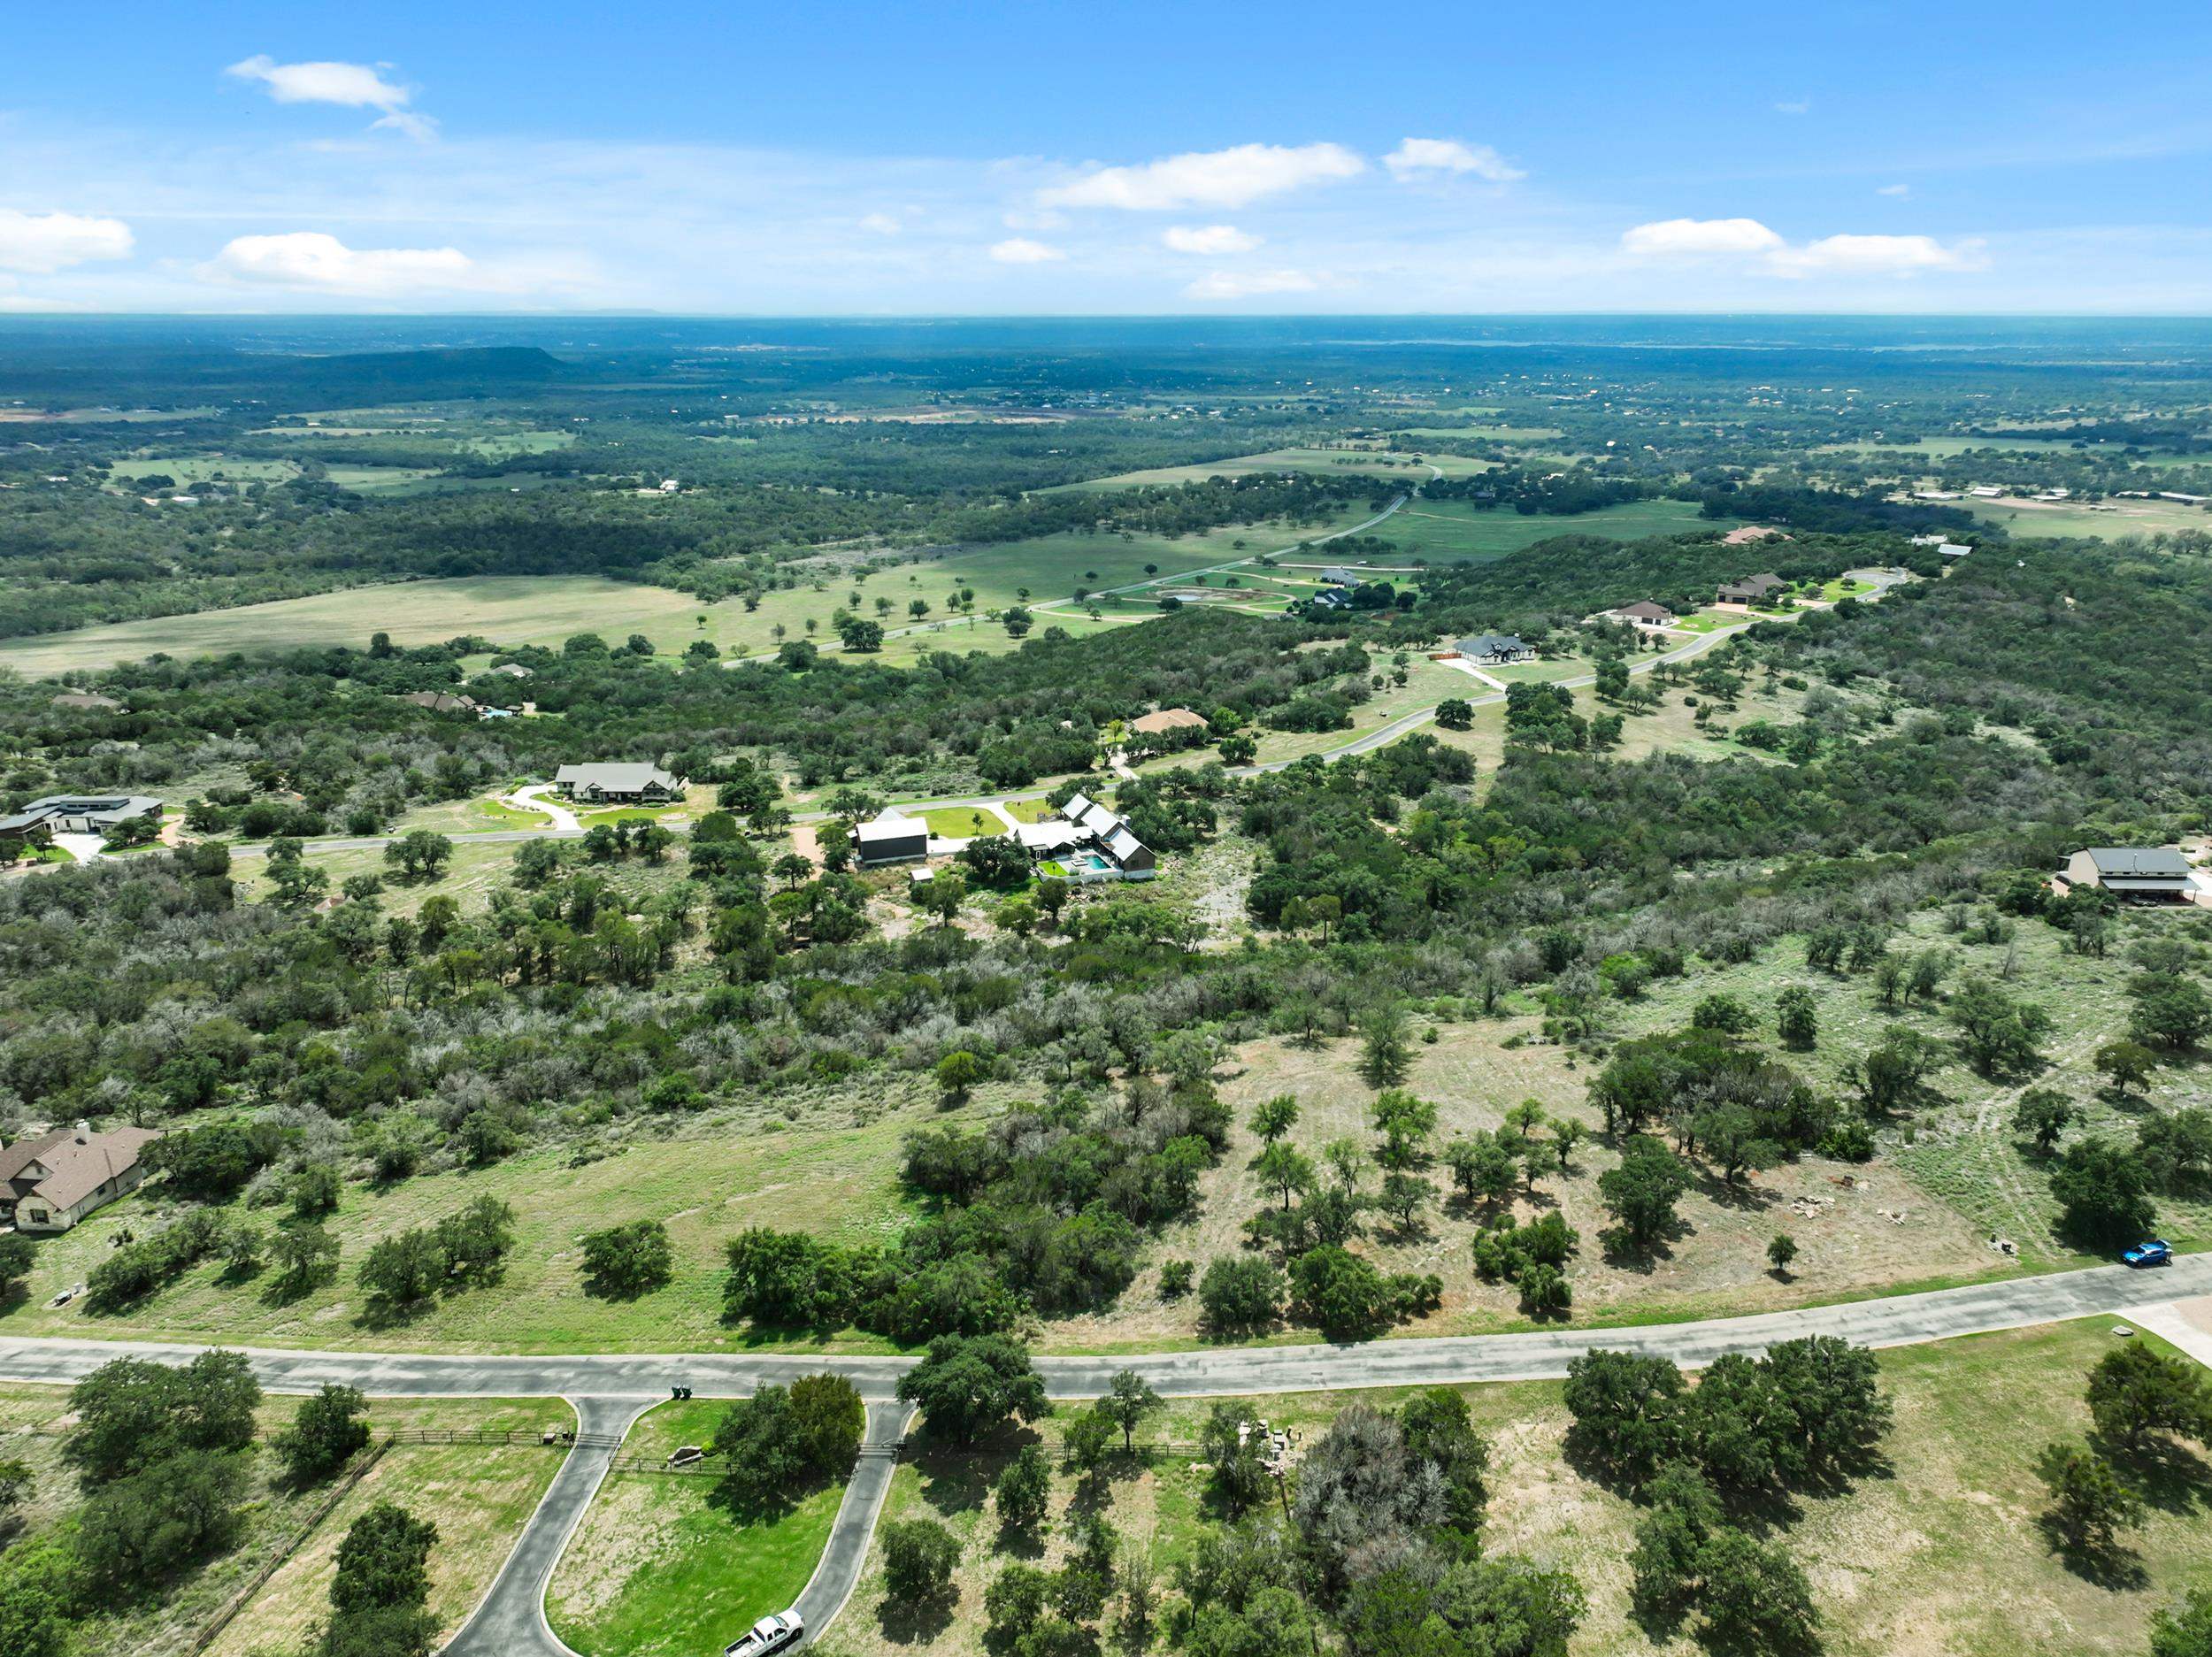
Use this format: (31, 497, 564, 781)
(1046, 794, 1156, 879)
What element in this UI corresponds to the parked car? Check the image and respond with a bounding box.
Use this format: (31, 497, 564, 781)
(726, 1610, 804, 1656)
(2122, 1239, 2173, 1268)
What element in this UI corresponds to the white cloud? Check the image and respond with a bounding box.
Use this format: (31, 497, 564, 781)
(201, 231, 477, 295)
(989, 237, 1065, 264)
(1876, 183, 1911, 197)
(858, 212, 902, 235)
(1384, 138, 1524, 182)
(1770, 234, 1983, 275)
(1774, 100, 1811, 115)
(0, 208, 134, 272)
(1162, 225, 1259, 256)
(1185, 268, 1318, 300)
(1041, 142, 1363, 211)
(225, 55, 435, 140)
(1620, 217, 1786, 258)
(1623, 217, 1982, 279)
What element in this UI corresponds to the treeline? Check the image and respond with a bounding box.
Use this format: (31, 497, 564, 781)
(1425, 464, 1655, 516)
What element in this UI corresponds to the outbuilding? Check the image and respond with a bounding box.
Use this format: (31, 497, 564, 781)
(852, 817, 930, 867)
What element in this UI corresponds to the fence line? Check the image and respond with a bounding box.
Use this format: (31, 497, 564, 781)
(182, 1441, 390, 1656)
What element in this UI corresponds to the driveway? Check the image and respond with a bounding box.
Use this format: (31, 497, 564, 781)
(505, 783, 580, 832)
(444, 1395, 655, 1657)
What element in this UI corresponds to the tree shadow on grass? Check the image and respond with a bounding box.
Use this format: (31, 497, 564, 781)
(2094, 1434, 2212, 1520)
(911, 1429, 1033, 1518)
(874, 1592, 956, 1646)
(2035, 1513, 2148, 1591)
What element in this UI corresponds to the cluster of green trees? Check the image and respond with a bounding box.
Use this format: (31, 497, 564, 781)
(1569, 1338, 1891, 1654)
(2037, 1342, 2212, 1573)
(0, 1352, 411, 1657)
(726, 1080, 1230, 1342)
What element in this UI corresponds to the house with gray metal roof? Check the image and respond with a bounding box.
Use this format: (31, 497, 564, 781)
(1453, 633, 1533, 664)
(0, 794, 163, 838)
(552, 763, 684, 803)
(2059, 847, 2195, 904)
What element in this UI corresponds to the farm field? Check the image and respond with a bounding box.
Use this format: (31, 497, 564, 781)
(816, 1317, 2212, 1657)
(1382, 497, 1741, 562)
(549, 1399, 844, 1657)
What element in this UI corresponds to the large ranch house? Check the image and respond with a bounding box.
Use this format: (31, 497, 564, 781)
(0, 794, 163, 851)
(0, 1124, 161, 1232)
(552, 763, 685, 804)
(850, 793, 1156, 882)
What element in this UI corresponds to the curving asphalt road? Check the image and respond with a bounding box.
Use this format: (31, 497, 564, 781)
(444, 1395, 655, 1657)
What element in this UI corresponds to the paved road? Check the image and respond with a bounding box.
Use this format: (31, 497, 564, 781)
(444, 1395, 655, 1657)
(9, 1250, 2193, 1657)
(3, 1253, 2201, 1404)
(793, 1401, 915, 1645)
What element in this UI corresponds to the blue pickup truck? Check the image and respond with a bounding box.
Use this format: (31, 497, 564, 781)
(2123, 1239, 2173, 1268)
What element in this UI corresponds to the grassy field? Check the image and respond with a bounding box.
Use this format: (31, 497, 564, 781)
(0, 577, 717, 677)
(0, 1385, 568, 1657)
(1061, 448, 1487, 489)
(208, 1397, 574, 1657)
(1381, 497, 1740, 562)
(110, 455, 298, 485)
(231, 839, 532, 918)
(0, 1095, 954, 1354)
(818, 1318, 2212, 1657)
(0, 503, 1370, 679)
(1970, 496, 2212, 540)
(549, 1399, 843, 1657)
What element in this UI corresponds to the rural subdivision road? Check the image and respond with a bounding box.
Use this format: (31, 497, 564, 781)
(2, 1253, 2200, 1653)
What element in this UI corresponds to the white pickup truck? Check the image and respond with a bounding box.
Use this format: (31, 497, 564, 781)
(725, 1610, 804, 1656)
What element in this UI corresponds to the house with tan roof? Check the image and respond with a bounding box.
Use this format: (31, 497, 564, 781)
(0, 1124, 161, 1232)
(1128, 708, 1209, 737)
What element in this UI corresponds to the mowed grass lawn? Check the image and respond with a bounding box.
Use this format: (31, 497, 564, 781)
(0, 1101, 950, 1354)
(550, 1398, 844, 1657)
(819, 1320, 2212, 1657)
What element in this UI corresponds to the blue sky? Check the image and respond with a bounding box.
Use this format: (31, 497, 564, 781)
(3, 0, 2208, 313)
